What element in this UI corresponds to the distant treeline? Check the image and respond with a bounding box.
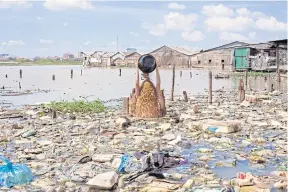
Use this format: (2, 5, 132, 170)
(0, 59, 82, 66)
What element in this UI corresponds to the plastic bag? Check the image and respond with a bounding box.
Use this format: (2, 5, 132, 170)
(117, 154, 142, 174)
(0, 155, 33, 187)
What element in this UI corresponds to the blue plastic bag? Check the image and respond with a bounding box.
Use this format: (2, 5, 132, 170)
(117, 154, 143, 174)
(0, 155, 33, 187)
(117, 154, 129, 173)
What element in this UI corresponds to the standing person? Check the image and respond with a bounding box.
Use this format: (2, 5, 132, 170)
(129, 57, 165, 118)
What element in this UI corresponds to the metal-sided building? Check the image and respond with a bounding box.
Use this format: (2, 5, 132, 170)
(233, 40, 287, 72)
(193, 41, 249, 71)
(149, 45, 199, 68)
(124, 52, 141, 67)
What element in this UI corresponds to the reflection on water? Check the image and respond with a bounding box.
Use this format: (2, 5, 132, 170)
(0, 65, 287, 107)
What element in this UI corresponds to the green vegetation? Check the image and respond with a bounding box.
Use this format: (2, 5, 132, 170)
(231, 71, 273, 77)
(43, 99, 105, 113)
(32, 59, 81, 65)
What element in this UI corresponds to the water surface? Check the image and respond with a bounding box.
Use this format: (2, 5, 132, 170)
(0, 65, 286, 107)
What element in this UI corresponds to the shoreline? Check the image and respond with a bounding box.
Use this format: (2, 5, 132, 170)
(0, 63, 279, 75)
(0, 62, 82, 66)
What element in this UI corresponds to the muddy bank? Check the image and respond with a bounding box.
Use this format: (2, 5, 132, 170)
(0, 88, 287, 191)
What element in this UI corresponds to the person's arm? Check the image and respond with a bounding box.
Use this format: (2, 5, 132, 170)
(156, 63, 161, 94)
(135, 63, 140, 96)
(155, 63, 166, 115)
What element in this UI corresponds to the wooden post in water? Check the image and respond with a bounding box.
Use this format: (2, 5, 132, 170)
(190, 71, 192, 78)
(180, 71, 182, 77)
(52, 74, 55, 81)
(193, 104, 199, 114)
(122, 97, 129, 114)
(271, 84, 274, 92)
(208, 71, 212, 104)
(52, 110, 57, 119)
(71, 69, 73, 79)
(276, 44, 280, 82)
(171, 63, 175, 101)
(161, 89, 166, 116)
(20, 69, 22, 78)
(119, 69, 122, 76)
(238, 79, 245, 102)
(18, 82, 21, 89)
(245, 71, 248, 88)
(183, 91, 188, 102)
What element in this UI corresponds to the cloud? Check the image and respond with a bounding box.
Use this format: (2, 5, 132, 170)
(164, 12, 198, 31)
(202, 4, 234, 17)
(205, 16, 253, 32)
(181, 31, 205, 42)
(143, 12, 198, 36)
(84, 41, 91, 45)
(142, 22, 166, 36)
(205, 6, 286, 33)
(252, 12, 267, 19)
(129, 32, 139, 37)
(4, 40, 26, 46)
(219, 32, 249, 41)
(236, 8, 251, 16)
(248, 32, 256, 40)
(168, 2, 186, 10)
(235, 7, 287, 32)
(44, 0, 94, 11)
(255, 16, 287, 31)
(36, 16, 44, 20)
(63, 22, 69, 27)
(236, 7, 267, 19)
(0, 0, 32, 9)
(40, 39, 54, 44)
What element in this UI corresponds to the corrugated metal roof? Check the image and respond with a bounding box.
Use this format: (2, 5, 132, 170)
(203, 41, 249, 52)
(81, 51, 115, 57)
(234, 43, 274, 50)
(168, 46, 199, 56)
(149, 45, 199, 56)
(124, 52, 141, 57)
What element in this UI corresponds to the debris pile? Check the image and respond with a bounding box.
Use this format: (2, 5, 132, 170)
(0, 89, 287, 191)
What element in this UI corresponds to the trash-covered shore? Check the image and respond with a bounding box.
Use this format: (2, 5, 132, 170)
(0, 89, 287, 192)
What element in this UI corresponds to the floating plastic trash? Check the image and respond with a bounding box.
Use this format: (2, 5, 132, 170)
(117, 154, 142, 174)
(117, 154, 130, 173)
(0, 155, 33, 187)
(118, 152, 185, 174)
(237, 172, 246, 179)
(208, 127, 218, 133)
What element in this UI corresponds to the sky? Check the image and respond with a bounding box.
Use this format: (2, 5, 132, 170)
(0, 0, 287, 57)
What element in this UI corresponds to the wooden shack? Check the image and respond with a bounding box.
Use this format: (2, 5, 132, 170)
(124, 52, 141, 67)
(149, 45, 199, 68)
